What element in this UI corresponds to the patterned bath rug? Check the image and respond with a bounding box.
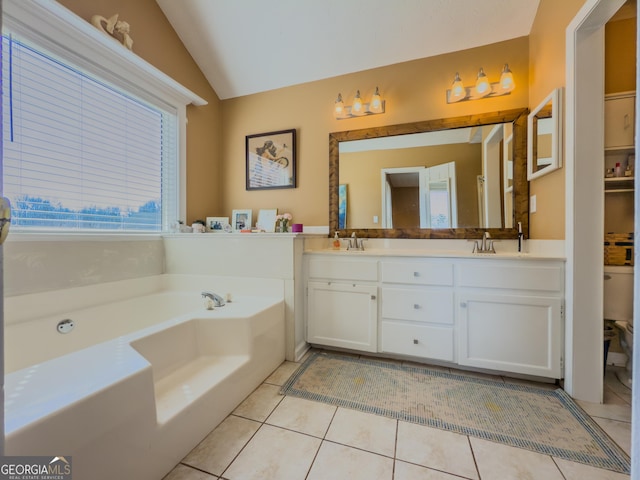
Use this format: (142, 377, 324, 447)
(281, 352, 630, 474)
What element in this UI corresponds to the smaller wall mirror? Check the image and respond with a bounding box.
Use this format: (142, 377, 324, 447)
(527, 88, 562, 180)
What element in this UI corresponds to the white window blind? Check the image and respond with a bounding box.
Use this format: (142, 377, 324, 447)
(2, 34, 178, 232)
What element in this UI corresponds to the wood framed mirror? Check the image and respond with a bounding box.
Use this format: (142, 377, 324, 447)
(527, 88, 563, 181)
(329, 108, 529, 239)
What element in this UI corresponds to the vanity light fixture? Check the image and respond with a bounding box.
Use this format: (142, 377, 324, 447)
(334, 87, 385, 119)
(446, 64, 515, 104)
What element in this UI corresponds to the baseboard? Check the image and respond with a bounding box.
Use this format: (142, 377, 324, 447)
(295, 342, 311, 362)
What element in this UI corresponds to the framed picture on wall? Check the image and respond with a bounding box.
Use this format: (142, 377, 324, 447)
(232, 209, 252, 231)
(246, 129, 296, 190)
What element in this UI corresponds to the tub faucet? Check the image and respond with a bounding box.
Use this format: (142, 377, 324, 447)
(201, 291, 226, 307)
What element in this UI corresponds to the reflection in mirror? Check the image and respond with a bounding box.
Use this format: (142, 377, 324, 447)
(329, 109, 529, 239)
(528, 88, 562, 180)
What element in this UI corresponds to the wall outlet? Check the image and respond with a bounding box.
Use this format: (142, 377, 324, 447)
(530, 195, 537, 213)
(373, 215, 379, 224)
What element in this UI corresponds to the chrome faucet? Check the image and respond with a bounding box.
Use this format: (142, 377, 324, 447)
(473, 231, 496, 254)
(347, 232, 365, 251)
(201, 291, 226, 307)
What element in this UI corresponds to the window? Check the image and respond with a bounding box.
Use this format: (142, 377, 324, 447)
(2, 35, 176, 232)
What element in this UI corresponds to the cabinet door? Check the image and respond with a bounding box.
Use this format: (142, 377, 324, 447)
(605, 95, 635, 149)
(458, 292, 562, 378)
(307, 281, 378, 352)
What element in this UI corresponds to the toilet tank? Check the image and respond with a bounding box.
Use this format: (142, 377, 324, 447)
(604, 265, 634, 322)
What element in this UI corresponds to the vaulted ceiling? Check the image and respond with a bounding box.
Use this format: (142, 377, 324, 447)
(156, 0, 541, 100)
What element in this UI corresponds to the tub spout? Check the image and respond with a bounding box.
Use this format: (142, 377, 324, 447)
(201, 291, 226, 307)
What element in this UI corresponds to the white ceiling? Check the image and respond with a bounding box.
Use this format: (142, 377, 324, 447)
(156, 0, 541, 100)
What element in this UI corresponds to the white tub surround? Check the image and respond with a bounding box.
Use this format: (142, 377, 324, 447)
(4, 235, 165, 296)
(4, 274, 284, 480)
(164, 233, 325, 362)
(304, 241, 565, 380)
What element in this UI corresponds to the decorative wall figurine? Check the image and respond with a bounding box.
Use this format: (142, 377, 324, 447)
(90, 13, 134, 51)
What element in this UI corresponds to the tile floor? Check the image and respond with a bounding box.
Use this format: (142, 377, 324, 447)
(163, 352, 633, 480)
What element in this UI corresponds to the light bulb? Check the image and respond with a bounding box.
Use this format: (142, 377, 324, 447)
(352, 90, 364, 115)
(475, 68, 491, 97)
(369, 87, 383, 113)
(450, 72, 465, 101)
(499, 64, 515, 93)
(334, 93, 345, 118)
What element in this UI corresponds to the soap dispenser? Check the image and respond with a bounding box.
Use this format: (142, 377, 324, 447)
(333, 232, 341, 250)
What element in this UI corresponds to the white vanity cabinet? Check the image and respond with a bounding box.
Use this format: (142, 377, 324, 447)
(306, 257, 378, 352)
(457, 260, 564, 378)
(304, 252, 565, 379)
(380, 259, 455, 361)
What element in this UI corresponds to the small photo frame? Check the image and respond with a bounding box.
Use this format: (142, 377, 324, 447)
(257, 209, 278, 232)
(206, 216, 229, 232)
(246, 129, 296, 190)
(232, 209, 252, 231)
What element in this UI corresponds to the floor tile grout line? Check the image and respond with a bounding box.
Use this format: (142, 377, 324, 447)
(176, 462, 218, 478)
(218, 382, 287, 479)
(394, 458, 478, 480)
(551, 456, 569, 480)
(303, 437, 325, 480)
(467, 435, 481, 480)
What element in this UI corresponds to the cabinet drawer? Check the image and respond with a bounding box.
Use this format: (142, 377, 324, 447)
(458, 263, 563, 292)
(382, 287, 453, 324)
(381, 321, 454, 362)
(381, 261, 453, 286)
(308, 258, 378, 281)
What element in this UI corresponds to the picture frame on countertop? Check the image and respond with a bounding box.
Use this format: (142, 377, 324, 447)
(256, 209, 278, 232)
(232, 209, 252, 231)
(206, 216, 230, 232)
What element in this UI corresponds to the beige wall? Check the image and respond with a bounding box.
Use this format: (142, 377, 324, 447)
(57, 0, 223, 225)
(527, 0, 586, 239)
(606, 17, 637, 94)
(220, 38, 529, 227)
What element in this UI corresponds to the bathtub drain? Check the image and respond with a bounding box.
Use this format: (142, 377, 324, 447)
(57, 319, 75, 334)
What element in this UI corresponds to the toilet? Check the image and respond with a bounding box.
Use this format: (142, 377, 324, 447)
(604, 265, 634, 388)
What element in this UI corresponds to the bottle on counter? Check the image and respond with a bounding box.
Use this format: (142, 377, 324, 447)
(333, 232, 341, 250)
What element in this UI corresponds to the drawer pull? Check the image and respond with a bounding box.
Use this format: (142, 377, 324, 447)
(413, 339, 419, 344)
(413, 271, 420, 277)
(371, 295, 377, 300)
(460, 302, 467, 308)
(413, 304, 420, 309)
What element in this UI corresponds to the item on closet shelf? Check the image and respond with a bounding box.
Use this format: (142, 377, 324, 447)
(604, 233, 634, 266)
(624, 164, 633, 177)
(333, 232, 341, 250)
(615, 162, 623, 177)
(605, 168, 616, 178)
